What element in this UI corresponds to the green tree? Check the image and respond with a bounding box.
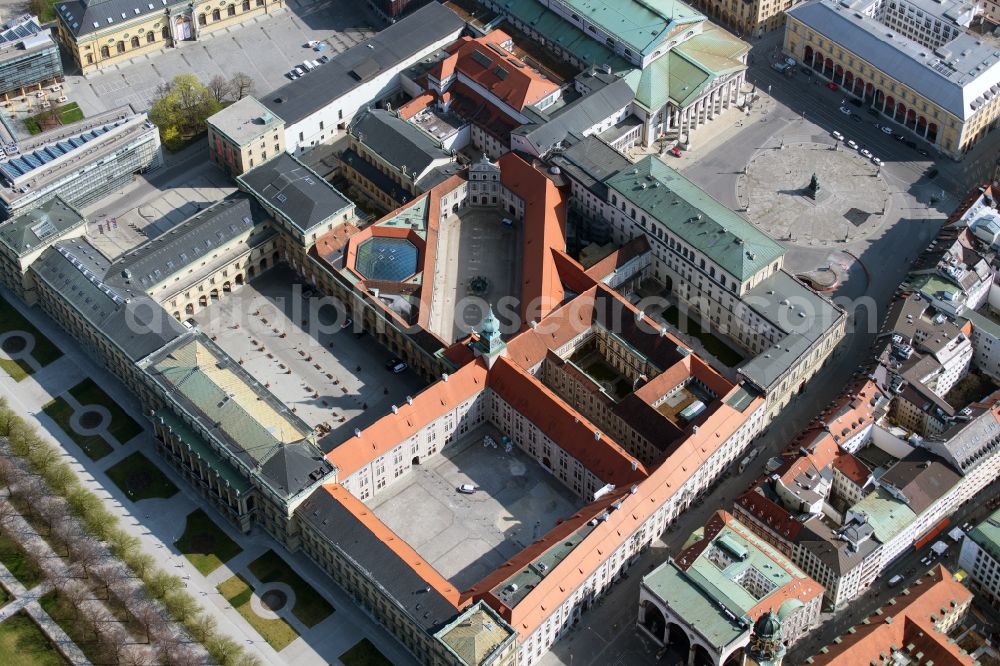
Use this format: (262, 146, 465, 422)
(148, 74, 221, 146)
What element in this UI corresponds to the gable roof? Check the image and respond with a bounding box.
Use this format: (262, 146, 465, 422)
(349, 108, 453, 181)
(31, 237, 186, 362)
(238, 153, 352, 236)
(605, 156, 784, 282)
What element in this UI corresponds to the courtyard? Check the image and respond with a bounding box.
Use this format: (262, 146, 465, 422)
(191, 265, 427, 444)
(428, 208, 522, 343)
(365, 424, 584, 590)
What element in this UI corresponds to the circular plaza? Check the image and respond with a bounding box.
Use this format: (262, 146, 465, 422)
(737, 143, 891, 247)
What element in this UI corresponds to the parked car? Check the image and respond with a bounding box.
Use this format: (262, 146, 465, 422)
(825, 82, 839, 90)
(457, 484, 476, 494)
(881, 125, 893, 134)
(385, 357, 407, 373)
(839, 105, 851, 115)
(860, 147, 872, 158)
(888, 574, 903, 587)
(846, 139, 858, 150)
(872, 156, 882, 166)
(668, 146, 682, 158)
(832, 130, 844, 141)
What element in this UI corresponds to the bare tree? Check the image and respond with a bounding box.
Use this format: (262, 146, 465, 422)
(118, 643, 152, 666)
(71, 537, 105, 582)
(159, 639, 203, 666)
(133, 599, 165, 644)
(94, 615, 129, 666)
(207, 74, 233, 104)
(229, 72, 255, 100)
(0, 496, 19, 529)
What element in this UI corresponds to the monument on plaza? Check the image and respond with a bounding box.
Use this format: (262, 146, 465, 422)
(808, 173, 821, 199)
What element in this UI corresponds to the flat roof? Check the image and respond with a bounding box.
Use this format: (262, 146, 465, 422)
(260, 3, 464, 126)
(207, 97, 284, 146)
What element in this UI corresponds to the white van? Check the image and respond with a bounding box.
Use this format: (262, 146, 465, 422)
(301, 60, 315, 72)
(888, 574, 903, 587)
(458, 484, 476, 494)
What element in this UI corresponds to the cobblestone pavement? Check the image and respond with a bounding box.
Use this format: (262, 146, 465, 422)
(738, 142, 891, 246)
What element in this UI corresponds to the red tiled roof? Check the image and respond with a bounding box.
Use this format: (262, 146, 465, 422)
(321, 484, 464, 605)
(325, 361, 489, 477)
(583, 236, 651, 283)
(809, 566, 973, 665)
(398, 93, 434, 120)
(431, 32, 561, 112)
(487, 356, 647, 487)
(498, 152, 567, 324)
(833, 451, 871, 486)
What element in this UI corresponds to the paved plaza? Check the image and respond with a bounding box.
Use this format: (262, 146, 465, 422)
(738, 142, 891, 246)
(53, 0, 376, 117)
(429, 208, 522, 342)
(366, 425, 585, 590)
(82, 159, 235, 259)
(193, 265, 427, 444)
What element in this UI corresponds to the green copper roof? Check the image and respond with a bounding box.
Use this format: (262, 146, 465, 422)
(853, 489, 917, 544)
(557, 0, 703, 55)
(644, 521, 807, 650)
(967, 508, 1000, 562)
(155, 409, 251, 493)
(632, 26, 748, 110)
(604, 156, 785, 281)
(493, 0, 632, 72)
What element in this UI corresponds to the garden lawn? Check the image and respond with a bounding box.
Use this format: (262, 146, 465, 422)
(0, 611, 67, 665)
(339, 638, 393, 666)
(0, 295, 63, 375)
(249, 550, 333, 627)
(105, 451, 178, 501)
(0, 531, 43, 589)
(174, 509, 242, 575)
(68, 379, 143, 443)
(40, 397, 112, 461)
(24, 103, 84, 135)
(217, 575, 298, 651)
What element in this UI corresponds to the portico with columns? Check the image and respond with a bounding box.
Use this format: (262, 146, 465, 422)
(638, 588, 749, 666)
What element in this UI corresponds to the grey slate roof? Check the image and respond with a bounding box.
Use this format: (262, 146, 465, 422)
(738, 271, 845, 391)
(877, 449, 960, 515)
(349, 108, 453, 180)
(238, 153, 352, 236)
(31, 237, 186, 362)
(548, 135, 631, 200)
(514, 77, 635, 155)
(260, 3, 464, 126)
(104, 195, 264, 292)
(788, 0, 1000, 120)
(298, 487, 461, 633)
(0, 195, 84, 258)
(56, 0, 187, 38)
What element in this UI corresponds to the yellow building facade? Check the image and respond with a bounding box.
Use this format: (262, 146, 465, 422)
(691, 0, 792, 37)
(56, 0, 283, 73)
(784, 3, 1000, 160)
